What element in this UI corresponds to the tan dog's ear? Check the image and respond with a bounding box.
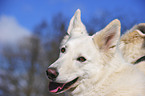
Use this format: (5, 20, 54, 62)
(121, 23, 145, 44)
(93, 19, 121, 50)
(67, 9, 88, 37)
(134, 23, 145, 37)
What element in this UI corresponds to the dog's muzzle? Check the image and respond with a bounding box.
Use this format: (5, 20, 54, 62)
(46, 67, 59, 81)
(46, 68, 79, 93)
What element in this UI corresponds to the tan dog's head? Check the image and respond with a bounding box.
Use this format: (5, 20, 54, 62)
(120, 23, 145, 63)
(46, 9, 121, 94)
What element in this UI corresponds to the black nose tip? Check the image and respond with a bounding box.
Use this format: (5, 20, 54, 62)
(46, 68, 59, 81)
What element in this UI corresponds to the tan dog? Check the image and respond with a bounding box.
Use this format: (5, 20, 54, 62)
(120, 23, 145, 74)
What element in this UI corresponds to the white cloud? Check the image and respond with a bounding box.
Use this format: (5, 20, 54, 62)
(0, 15, 31, 44)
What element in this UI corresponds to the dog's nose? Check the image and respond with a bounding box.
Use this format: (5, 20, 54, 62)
(46, 67, 59, 81)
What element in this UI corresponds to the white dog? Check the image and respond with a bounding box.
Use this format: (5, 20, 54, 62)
(46, 9, 145, 96)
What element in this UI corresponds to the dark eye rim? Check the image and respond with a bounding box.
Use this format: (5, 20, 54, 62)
(77, 56, 86, 62)
(60, 47, 66, 53)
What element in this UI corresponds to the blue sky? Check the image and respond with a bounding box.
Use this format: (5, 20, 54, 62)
(0, 0, 145, 43)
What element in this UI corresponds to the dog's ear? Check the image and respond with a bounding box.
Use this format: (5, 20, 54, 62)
(67, 9, 88, 37)
(121, 23, 145, 44)
(132, 23, 145, 37)
(93, 19, 121, 50)
(61, 9, 88, 45)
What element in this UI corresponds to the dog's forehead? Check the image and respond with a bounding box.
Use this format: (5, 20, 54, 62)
(66, 36, 93, 48)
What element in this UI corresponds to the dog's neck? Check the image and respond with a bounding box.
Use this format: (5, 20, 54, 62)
(66, 53, 128, 96)
(67, 71, 119, 96)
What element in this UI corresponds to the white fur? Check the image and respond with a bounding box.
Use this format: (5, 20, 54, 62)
(49, 9, 145, 96)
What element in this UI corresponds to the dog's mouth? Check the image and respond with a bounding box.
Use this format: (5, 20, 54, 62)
(49, 77, 79, 94)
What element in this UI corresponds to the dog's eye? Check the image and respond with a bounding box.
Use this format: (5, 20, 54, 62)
(61, 47, 66, 53)
(77, 56, 86, 62)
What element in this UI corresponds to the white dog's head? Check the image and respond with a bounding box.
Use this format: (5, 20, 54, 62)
(46, 9, 121, 94)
